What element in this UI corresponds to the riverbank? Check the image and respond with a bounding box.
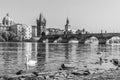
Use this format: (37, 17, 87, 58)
(1, 68, 120, 80)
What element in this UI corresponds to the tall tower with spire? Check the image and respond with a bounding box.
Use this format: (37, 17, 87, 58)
(37, 13, 42, 37)
(65, 18, 70, 35)
(42, 18, 46, 35)
(36, 13, 46, 37)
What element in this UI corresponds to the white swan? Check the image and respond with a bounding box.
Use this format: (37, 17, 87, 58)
(25, 54, 37, 68)
(26, 59, 37, 66)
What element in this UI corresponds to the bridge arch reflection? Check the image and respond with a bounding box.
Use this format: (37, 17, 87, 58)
(106, 36, 120, 44)
(85, 36, 99, 45)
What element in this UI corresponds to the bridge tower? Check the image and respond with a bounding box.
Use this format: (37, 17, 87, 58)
(64, 18, 70, 35)
(36, 13, 46, 37)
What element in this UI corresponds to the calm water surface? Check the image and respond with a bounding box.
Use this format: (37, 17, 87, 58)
(0, 42, 120, 75)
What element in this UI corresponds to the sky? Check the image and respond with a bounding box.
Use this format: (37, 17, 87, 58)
(0, 0, 120, 33)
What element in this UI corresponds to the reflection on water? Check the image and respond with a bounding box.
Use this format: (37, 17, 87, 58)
(1, 42, 120, 74)
(85, 36, 99, 45)
(37, 43, 46, 71)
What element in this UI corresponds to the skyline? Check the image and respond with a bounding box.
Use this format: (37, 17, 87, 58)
(0, 0, 120, 33)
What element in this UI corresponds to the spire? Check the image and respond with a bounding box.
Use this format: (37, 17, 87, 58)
(39, 13, 42, 21)
(6, 13, 9, 16)
(37, 13, 43, 26)
(66, 17, 69, 25)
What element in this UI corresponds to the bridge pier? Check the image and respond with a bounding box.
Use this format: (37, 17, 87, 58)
(98, 38, 107, 44)
(79, 40, 85, 44)
(99, 40, 106, 44)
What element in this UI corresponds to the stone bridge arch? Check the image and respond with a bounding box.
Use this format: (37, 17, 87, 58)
(68, 38, 79, 43)
(106, 36, 120, 44)
(84, 36, 99, 44)
(79, 34, 113, 44)
(96, 35, 120, 44)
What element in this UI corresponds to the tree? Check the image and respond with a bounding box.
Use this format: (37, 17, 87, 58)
(1, 31, 9, 41)
(0, 31, 22, 42)
(0, 36, 5, 42)
(13, 36, 22, 42)
(8, 31, 17, 41)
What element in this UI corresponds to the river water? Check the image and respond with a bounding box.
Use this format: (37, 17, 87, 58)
(0, 42, 120, 75)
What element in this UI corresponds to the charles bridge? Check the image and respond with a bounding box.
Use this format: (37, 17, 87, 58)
(39, 33, 120, 44)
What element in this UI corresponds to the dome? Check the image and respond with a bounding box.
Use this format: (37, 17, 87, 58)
(2, 13, 15, 26)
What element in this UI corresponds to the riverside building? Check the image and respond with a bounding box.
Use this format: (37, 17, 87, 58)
(10, 24, 32, 40)
(0, 13, 32, 40)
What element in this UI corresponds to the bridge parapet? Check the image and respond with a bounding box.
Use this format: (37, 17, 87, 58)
(78, 33, 118, 44)
(38, 33, 120, 44)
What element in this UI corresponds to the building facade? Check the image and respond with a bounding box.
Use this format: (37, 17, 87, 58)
(22, 24, 32, 40)
(10, 24, 32, 40)
(31, 25, 37, 37)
